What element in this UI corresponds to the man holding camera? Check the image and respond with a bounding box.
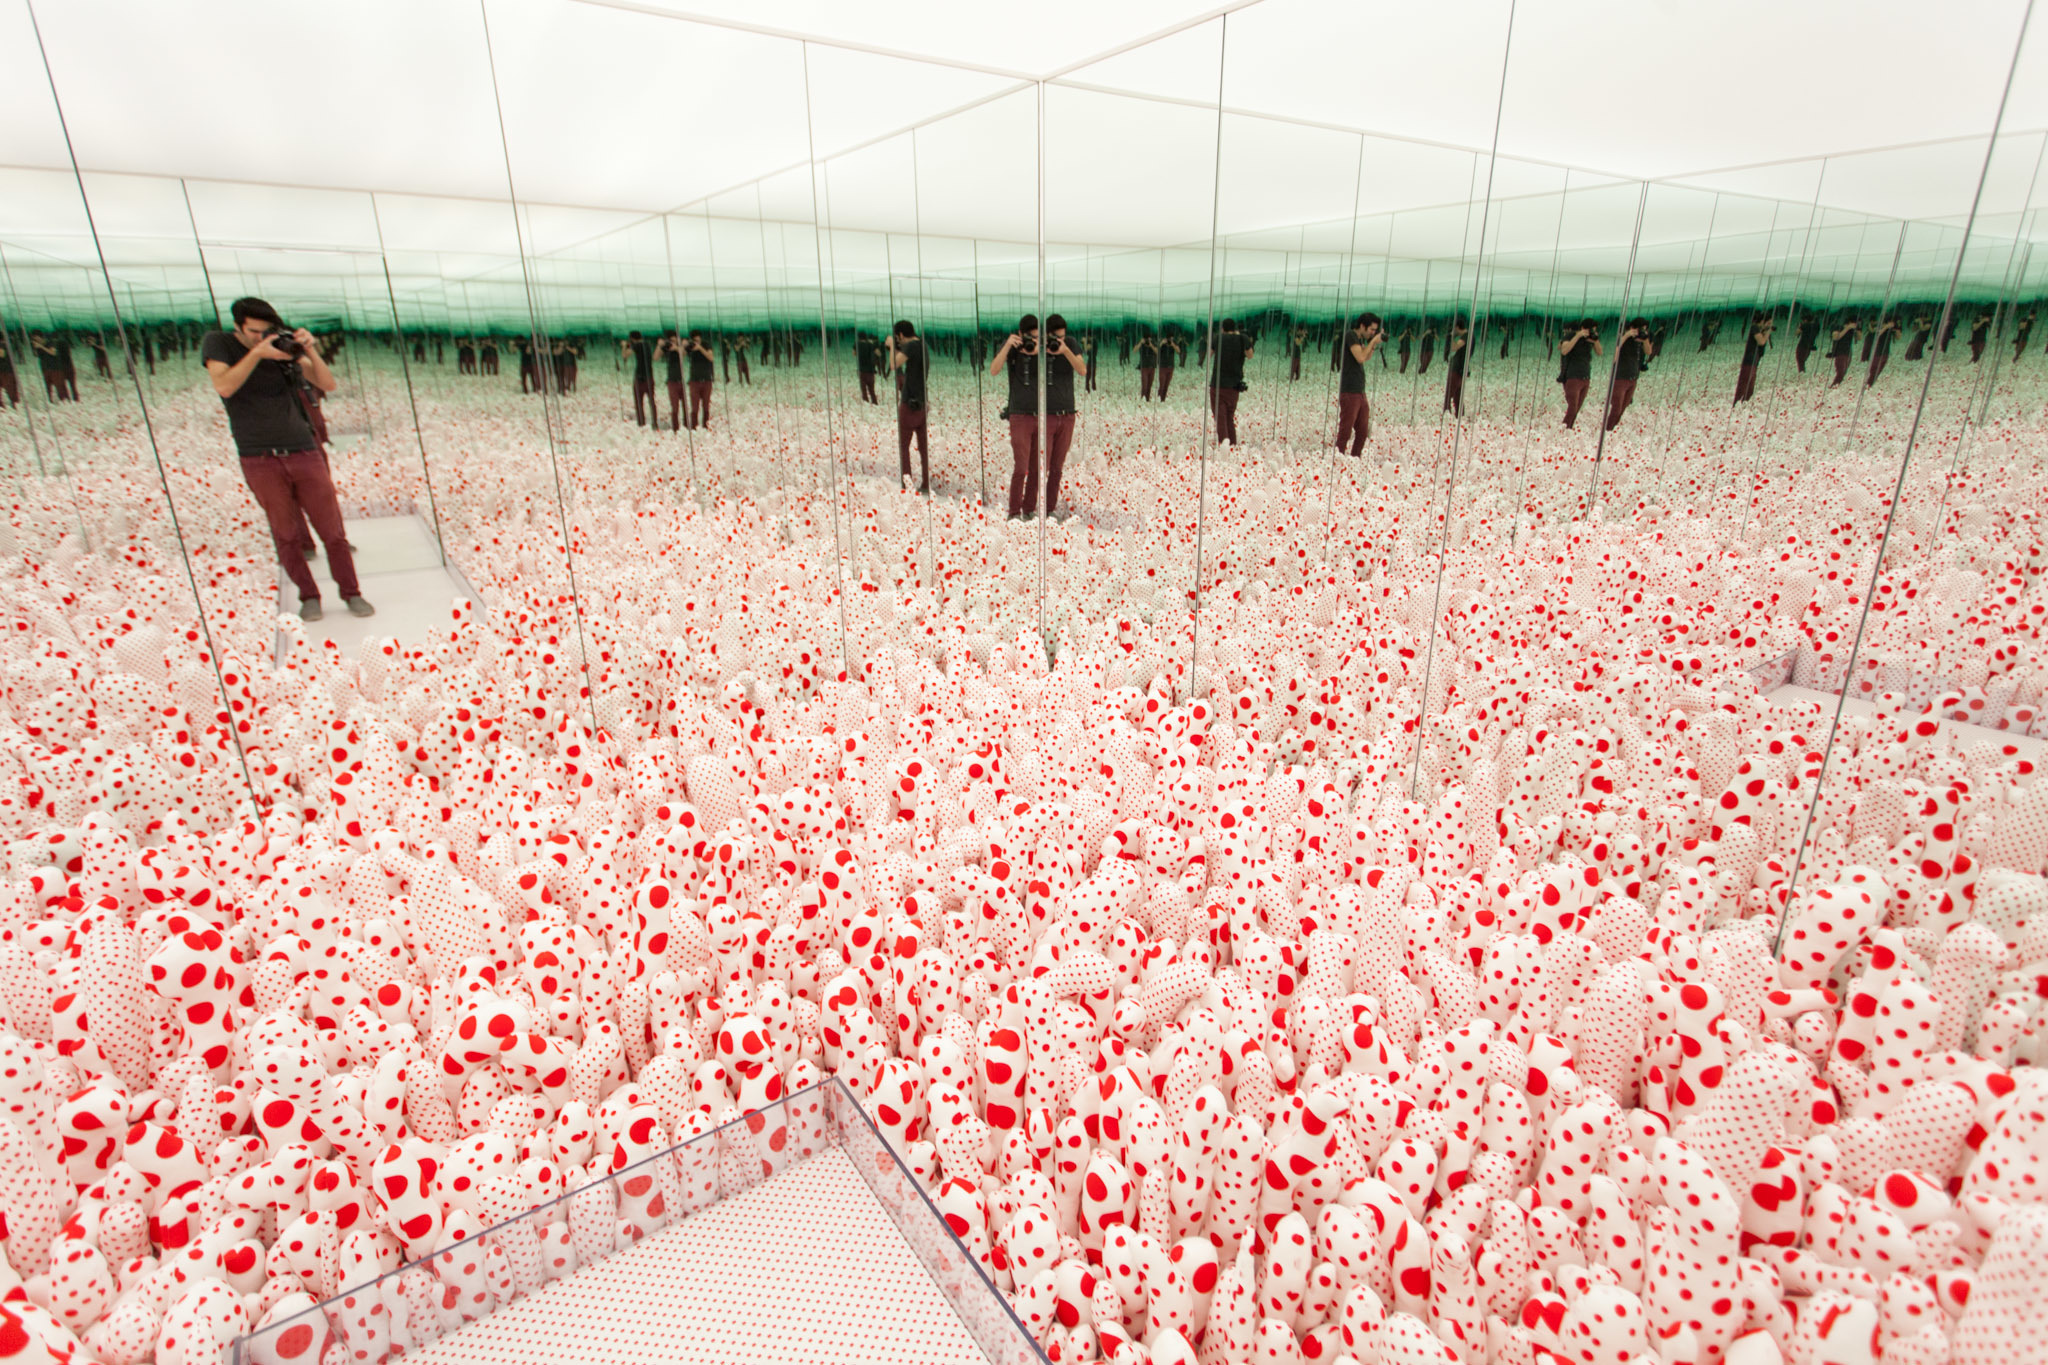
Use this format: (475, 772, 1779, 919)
(857, 332, 881, 404)
(1208, 318, 1252, 445)
(1733, 311, 1773, 404)
(1829, 318, 1860, 387)
(202, 297, 372, 622)
(991, 313, 1087, 519)
(1606, 318, 1651, 431)
(1333, 313, 1384, 458)
(1558, 319, 1601, 428)
(685, 330, 716, 430)
(887, 320, 929, 493)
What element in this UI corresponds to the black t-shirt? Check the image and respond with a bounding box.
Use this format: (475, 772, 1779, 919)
(1136, 340, 1157, 366)
(1446, 334, 1468, 374)
(664, 344, 684, 383)
(1046, 342, 1076, 415)
(688, 343, 714, 382)
(1004, 345, 1040, 416)
(1211, 333, 1249, 389)
(1740, 332, 1769, 367)
(1158, 340, 1177, 369)
(630, 340, 653, 382)
(1829, 328, 1855, 358)
(1559, 335, 1595, 381)
(857, 338, 878, 374)
(200, 331, 318, 453)
(1615, 336, 1648, 382)
(897, 338, 927, 406)
(1971, 318, 1992, 343)
(1798, 319, 1820, 347)
(1338, 333, 1367, 394)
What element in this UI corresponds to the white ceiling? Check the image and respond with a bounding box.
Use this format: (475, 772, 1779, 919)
(0, 0, 2042, 277)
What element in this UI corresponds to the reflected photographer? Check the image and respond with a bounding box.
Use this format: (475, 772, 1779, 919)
(201, 297, 373, 622)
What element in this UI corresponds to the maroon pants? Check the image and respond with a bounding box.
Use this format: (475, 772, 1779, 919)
(633, 376, 657, 425)
(1561, 378, 1590, 427)
(736, 355, 750, 384)
(666, 379, 686, 430)
(1334, 392, 1370, 456)
(0, 371, 16, 407)
(1867, 353, 1890, 388)
(1733, 363, 1759, 404)
(1140, 365, 1155, 399)
(241, 450, 360, 602)
(1604, 377, 1637, 430)
(898, 402, 928, 490)
(1290, 353, 1301, 380)
(1970, 339, 1986, 363)
(1210, 386, 1240, 444)
(689, 379, 712, 429)
(1158, 368, 1174, 400)
(859, 372, 878, 403)
(520, 361, 538, 393)
(1007, 413, 1076, 518)
(1831, 353, 1850, 386)
(1443, 369, 1464, 415)
(1796, 342, 1814, 371)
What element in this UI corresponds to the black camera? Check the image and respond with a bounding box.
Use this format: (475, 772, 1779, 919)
(267, 326, 304, 358)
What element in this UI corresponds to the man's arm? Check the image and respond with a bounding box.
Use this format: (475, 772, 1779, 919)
(294, 331, 339, 394)
(205, 335, 285, 398)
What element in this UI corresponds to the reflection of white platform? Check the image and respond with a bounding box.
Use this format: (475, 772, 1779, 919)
(402, 1147, 984, 1365)
(1767, 683, 2045, 763)
(274, 515, 474, 658)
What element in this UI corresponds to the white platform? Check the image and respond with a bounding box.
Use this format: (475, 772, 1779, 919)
(276, 514, 474, 658)
(401, 1147, 986, 1365)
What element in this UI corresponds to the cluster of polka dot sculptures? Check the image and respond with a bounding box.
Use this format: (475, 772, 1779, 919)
(0, 365, 2043, 1365)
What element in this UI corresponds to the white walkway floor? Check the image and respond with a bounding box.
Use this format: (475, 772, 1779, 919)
(402, 1147, 988, 1365)
(276, 514, 473, 658)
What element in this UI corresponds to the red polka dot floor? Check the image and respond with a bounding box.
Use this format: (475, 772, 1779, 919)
(2, 5, 2047, 1365)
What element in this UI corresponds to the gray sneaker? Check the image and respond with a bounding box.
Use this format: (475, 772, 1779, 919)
(299, 599, 324, 622)
(344, 597, 376, 618)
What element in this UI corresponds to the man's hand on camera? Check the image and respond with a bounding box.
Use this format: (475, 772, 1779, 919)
(292, 328, 319, 355)
(250, 333, 291, 361)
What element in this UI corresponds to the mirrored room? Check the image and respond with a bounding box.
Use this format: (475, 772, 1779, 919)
(2, 3, 2046, 1365)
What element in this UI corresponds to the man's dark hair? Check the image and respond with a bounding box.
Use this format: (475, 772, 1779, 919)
(1353, 312, 1380, 332)
(230, 297, 283, 329)
(1629, 316, 1649, 331)
(1046, 313, 1067, 332)
(1019, 314, 1039, 333)
(630, 330, 643, 340)
(894, 320, 917, 338)
(664, 328, 679, 338)
(1221, 318, 1238, 333)
(690, 329, 704, 341)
